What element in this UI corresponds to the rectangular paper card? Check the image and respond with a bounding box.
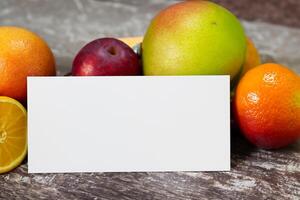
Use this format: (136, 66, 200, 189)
(28, 76, 230, 173)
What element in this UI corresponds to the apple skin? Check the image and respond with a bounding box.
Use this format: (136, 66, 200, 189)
(142, 1, 246, 79)
(72, 38, 141, 76)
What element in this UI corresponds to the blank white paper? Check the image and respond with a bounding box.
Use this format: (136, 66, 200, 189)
(27, 76, 230, 173)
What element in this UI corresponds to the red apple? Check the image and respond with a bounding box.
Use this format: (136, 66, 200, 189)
(72, 38, 141, 76)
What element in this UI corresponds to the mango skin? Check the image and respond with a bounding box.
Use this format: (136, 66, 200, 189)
(142, 0, 246, 79)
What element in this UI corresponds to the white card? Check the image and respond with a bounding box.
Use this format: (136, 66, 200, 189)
(27, 76, 230, 173)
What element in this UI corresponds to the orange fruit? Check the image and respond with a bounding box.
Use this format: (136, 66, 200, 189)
(231, 37, 261, 92)
(234, 63, 300, 149)
(241, 37, 261, 76)
(0, 96, 27, 174)
(0, 26, 56, 102)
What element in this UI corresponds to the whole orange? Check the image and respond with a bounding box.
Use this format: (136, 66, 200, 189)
(241, 37, 261, 76)
(0, 26, 56, 102)
(234, 63, 300, 149)
(231, 37, 261, 90)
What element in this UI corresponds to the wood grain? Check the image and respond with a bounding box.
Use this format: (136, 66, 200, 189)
(1, 131, 299, 199)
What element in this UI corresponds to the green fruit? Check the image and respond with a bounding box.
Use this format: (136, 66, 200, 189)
(142, 0, 246, 79)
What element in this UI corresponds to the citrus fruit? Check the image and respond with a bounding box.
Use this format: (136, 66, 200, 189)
(231, 37, 261, 91)
(119, 37, 143, 47)
(142, 0, 246, 79)
(241, 37, 261, 76)
(0, 96, 27, 174)
(0, 26, 56, 102)
(234, 63, 300, 149)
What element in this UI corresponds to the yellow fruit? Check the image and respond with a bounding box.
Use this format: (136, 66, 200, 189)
(119, 37, 143, 47)
(0, 96, 27, 174)
(142, 1, 246, 79)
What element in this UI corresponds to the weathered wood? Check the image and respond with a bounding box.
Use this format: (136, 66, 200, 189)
(0, 0, 299, 199)
(1, 133, 299, 199)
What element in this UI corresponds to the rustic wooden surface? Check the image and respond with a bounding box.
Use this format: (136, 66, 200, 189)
(0, 0, 299, 199)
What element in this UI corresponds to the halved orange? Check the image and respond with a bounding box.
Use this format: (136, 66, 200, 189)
(0, 96, 27, 174)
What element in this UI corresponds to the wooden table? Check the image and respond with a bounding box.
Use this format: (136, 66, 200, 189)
(0, 1, 299, 199)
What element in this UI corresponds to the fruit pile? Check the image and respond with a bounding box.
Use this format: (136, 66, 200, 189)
(0, 0, 299, 174)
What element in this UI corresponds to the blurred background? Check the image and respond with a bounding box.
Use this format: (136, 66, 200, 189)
(0, 0, 299, 74)
(214, 0, 300, 27)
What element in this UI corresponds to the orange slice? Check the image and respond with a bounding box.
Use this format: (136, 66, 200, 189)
(0, 96, 27, 174)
